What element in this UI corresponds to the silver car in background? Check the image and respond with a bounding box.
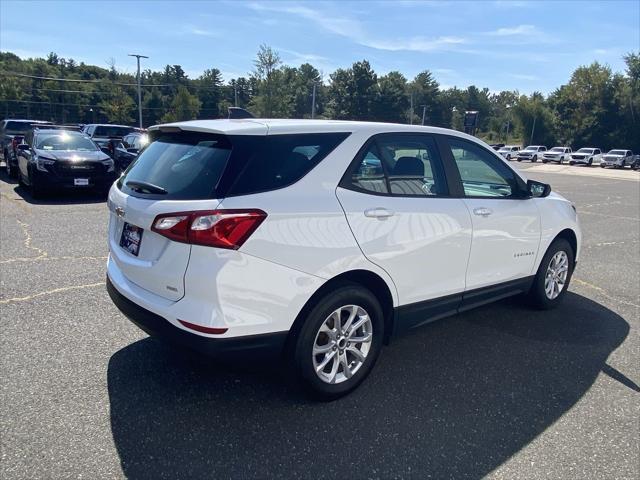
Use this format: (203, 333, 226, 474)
(601, 149, 634, 168)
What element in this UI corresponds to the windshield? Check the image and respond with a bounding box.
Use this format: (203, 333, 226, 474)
(35, 133, 98, 151)
(94, 126, 134, 138)
(550, 147, 564, 152)
(608, 150, 626, 155)
(498, 147, 510, 151)
(524, 146, 538, 151)
(576, 148, 594, 153)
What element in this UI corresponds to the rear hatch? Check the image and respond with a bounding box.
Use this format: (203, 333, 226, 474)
(107, 125, 350, 301)
(107, 129, 239, 301)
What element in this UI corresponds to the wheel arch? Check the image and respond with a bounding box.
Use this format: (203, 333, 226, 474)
(554, 228, 578, 259)
(285, 269, 396, 353)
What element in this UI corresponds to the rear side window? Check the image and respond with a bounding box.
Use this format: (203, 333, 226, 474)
(5, 121, 33, 133)
(119, 132, 232, 200)
(342, 133, 447, 197)
(226, 133, 350, 196)
(94, 126, 134, 137)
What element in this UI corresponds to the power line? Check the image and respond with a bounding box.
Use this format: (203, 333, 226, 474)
(1, 71, 229, 91)
(0, 98, 223, 112)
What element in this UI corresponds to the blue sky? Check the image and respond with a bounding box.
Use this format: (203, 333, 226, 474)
(1, 0, 638, 93)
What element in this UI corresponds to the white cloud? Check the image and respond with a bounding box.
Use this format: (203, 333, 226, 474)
(487, 24, 539, 36)
(184, 25, 219, 37)
(247, 2, 467, 53)
(509, 73, 539, 81)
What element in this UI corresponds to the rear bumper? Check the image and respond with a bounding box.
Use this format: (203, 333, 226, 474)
(107, 275, 287, 358)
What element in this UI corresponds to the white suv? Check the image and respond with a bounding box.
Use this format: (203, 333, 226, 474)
(106, 119, 581, 398)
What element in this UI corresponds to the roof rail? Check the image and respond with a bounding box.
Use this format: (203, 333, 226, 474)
(228, 107, 255, 119)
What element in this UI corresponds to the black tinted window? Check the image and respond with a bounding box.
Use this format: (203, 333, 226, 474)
(94, 126, 134, 137)
(119, 132, 231, 200)
(227, 133, 350, 196)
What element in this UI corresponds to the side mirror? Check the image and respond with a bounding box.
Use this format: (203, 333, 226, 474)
(127, 148, 139, 154)
(17, 144, 30, 151)
(100, 146, 112, 156)
(527, 179, 551, 198)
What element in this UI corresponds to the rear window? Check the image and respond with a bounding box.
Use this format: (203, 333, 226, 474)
(119, 132, 231, 200)
(119, 131, 350, 200)
(94, 126, 134, 137)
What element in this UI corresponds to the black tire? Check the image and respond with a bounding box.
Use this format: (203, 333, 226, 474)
(28, 168, 45, 199)
(291, 283, 384, 400)
(6, 157, 16, 178)
(588, 158, 593, 166)
(600, 164, 606, 168)
(517, 158, 522, 162)
(526, 238, 574, 310)
(542, 159, 548, 164)
(532, 155, 537, 162)
(569, 161, 575, 166)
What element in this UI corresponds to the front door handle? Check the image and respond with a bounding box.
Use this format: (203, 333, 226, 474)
(364, 207, 395, 219)
(473, 207, 493, 217)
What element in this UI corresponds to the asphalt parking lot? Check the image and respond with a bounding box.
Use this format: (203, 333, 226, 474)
(0, 162, 638, 479)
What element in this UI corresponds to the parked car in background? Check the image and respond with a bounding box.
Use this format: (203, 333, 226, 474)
(601, 149, 634, 168)
(497, 145, 521, 160)
(569, 148, 602, 166)
(113, 132, 148, 172)
(1, 119, 53, 177)
(517, 145, 547, 162)
(631, 154, 640, 170)
(542, 147, 572, 164)
(82, 124, 135, 158)
(16, 128, 116, 197)
(489, 143, 505, 151)
(106, 118, 581, 398)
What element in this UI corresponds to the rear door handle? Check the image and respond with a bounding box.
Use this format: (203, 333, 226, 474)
(473, 207, 493, 217)
(364, 207, 395, 218)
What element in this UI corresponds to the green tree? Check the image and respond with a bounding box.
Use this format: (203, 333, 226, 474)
(161, 86, 201, 122)
(373, 71, 408, 123)
(99, 86, 134, 124)
(250, 44, 282, 117)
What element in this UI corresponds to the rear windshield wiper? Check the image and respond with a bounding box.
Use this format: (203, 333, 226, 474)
(125, 180, 168, 195)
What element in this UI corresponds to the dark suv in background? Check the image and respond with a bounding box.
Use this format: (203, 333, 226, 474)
(1, 119, 53, 177)
(16, 128, 116, 197)
(82, 124, 135, 158)
(113, 132, 148, 172)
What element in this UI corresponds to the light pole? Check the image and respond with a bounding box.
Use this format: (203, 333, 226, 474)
(421, 105, 426, 126)
(505, 104, 511, 143)
(311, 82, 317, 119)
(128, 53, 148, 129)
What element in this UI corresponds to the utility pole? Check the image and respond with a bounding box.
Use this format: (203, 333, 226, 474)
(234, 82, 238, 107)
(128, 53, 148, 129)
(530, 115, 537, 145)
(421, 105, 426, 126)
(409, 92, 414, 125)
(311, 83, 317, 119)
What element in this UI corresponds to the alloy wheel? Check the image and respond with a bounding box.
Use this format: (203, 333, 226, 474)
(545, 251, 569, 300)
(312, 305, 373, 384)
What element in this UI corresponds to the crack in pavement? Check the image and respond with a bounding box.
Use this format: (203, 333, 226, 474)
(0, 282, 105, 305)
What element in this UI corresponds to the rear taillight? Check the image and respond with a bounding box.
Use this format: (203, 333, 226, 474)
(151, 209, 267, 249)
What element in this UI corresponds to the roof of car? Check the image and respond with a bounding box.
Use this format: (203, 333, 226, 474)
(148, 118, 463, 136)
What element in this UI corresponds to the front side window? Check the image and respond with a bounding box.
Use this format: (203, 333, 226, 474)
(446, 137, 522, 198)
(343, 134, 447, 197)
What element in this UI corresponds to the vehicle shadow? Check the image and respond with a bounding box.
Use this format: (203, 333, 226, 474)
(107, 292, 630, 479)
(1, 178, 106, 207)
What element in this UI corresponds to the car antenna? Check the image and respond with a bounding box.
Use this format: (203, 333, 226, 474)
(228, 107, 255, 119)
